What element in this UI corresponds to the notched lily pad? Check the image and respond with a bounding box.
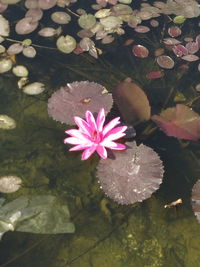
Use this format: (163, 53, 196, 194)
(0, 195, 75, 239)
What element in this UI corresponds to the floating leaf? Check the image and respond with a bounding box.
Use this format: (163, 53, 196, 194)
(132, 44, 149, 58)
(163, 38, 181, 45)
(0, 195, 75, 239)
(185, 41, 199, 54)
(0, 176, 22, 193)
(191, 180, 200, 223)
(152, 104, 200, 140)
(172, 44, 188, 57)
(157, 55, 175, 69)
(168, 26, 181, 37)
(134, 25, 150, 33)
(182, 55, 199, 62)
(78, 14, 96, 29)
(56, 35, 76, 54)
(173, 16, 186, 24)
(97, 142, 164, 205)
(48, 81, 113, 125)
(113, 79, 151, 125)
(146, 70, 164, 79)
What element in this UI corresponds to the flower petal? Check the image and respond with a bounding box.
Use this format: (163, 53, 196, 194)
(96, 145, 107, 159)
(64, 137, 93, 146)
(74, 116, 93, 136)
(69, 144, 90, 151)
(100, 140, 126, 150)
(103, 126, 127, 141)
(64, 137, 83, 145)
(65, 129, 91, 141)
(96, 108, 105, 132)
(102, 117, 121, 136)
(81, 145, 97, 160)
(85, 110, 97, 131)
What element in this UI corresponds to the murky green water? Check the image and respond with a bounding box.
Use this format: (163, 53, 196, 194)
(0, 1, 200, 266)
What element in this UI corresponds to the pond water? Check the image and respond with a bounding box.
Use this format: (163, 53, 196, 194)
(0, 0, 200, 266)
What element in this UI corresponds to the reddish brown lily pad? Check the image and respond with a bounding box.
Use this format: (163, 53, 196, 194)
(146, 70, 164, 79)
(132, 45, 149, 58)
(152, 104, 200, 140)
(113, 79, 151, 125)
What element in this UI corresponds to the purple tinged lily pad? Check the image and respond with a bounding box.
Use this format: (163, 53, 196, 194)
(196, 35, 200, 47)
(132, 45, 149, 58)
(172, 44, 188, 57)
(182, 55, 199, 62)
(185, 42, 199, 54)
(152, 104, 200, 141)
(157, 55, 175, 69)
(191, 180, 200, 223)
(97, 141, 164, 205)
(168, 26, 181, 37)
(146, 70, 164, 79)
(47, 81, 113, 125)
(150, 19, 159, 27)
(134, 25, 150, 33)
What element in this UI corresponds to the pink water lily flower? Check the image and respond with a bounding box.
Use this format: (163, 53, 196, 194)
(64, 108, 127, 160)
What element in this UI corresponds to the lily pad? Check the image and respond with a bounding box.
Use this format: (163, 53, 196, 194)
(152, 104, 200, 141)
(78, 14, 96, 29)
(113, 79, 151, 125)
(97, 142, 164, 205)
(48, 81, 113, 125)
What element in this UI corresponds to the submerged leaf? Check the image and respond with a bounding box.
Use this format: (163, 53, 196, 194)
(113, 79, 151, 125)
(191, 180, 200, 223)
(152, 104, 200, 140)
(0, 195, 75, 239)
(97, 142, 164, 205)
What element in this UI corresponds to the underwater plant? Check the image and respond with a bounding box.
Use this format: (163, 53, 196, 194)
(191, 180, 200, 223)
(64, 107, 127, 160)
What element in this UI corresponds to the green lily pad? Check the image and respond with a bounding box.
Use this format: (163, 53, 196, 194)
(78, 14, 96, 29)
